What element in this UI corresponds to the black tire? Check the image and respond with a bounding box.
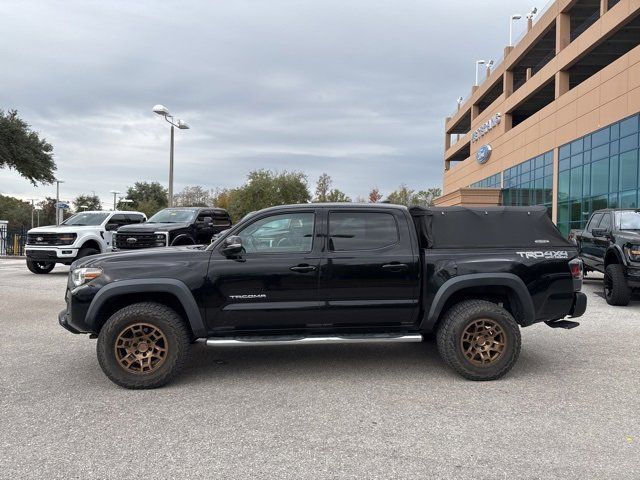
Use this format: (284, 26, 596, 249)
(77, 246, 100, 259)
(604, 264, 631, 306)
(436, 299, 521, 381)
(96, 302, 191, 389)
(26, 259, 55, 274)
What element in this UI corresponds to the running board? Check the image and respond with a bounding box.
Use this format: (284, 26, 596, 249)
(545, 320, 580, 329)
(205, 333, 423, 347)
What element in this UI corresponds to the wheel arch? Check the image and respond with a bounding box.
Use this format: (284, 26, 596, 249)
(604, 245, 625, 267)
(422, 273, 535, 331)
(86, 279, 206, 338)
(79, 238, 103, 253)
(170, 234, 195, 246)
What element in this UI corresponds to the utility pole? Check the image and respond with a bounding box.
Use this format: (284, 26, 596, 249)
(27, 199, 37, 229)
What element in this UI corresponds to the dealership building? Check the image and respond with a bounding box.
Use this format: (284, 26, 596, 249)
(437, 0, 640, 236)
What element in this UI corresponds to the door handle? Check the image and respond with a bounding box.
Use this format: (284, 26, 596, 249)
(382, 263, 408, 271)
(290, 264, 317, 273)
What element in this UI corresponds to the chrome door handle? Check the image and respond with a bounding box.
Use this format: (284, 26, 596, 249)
(382, 263, 408, 271)
(290, 264, 317, 273)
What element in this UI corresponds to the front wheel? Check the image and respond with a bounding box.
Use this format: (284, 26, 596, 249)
(96, 302, 191, 389)
(604, 264, 631, 306)
(436, 300, 521, 381)
(26, 259, 55, 274)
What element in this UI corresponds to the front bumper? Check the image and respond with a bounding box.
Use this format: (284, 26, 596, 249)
(58, 308, 82, 334)
(26, 246, 78, 260)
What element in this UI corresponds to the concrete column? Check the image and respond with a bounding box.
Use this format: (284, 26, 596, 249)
(504, 70, 514, 97)
(504, 113, 513, 131)
(526, 67, 533, 81)
(556, 13, 570, 54)
(471, 104, 480, 121)
(600, 0, 608, 16)
(527, 17, 533, 31)
(445, 160, 450, 171)
(445, 132, 451, 151)
(555, 71, 570, 98)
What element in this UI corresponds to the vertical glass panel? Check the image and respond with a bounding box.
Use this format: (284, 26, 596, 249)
(521, 161, 531, 173)
(544, 151, 554, 165)
(611, 122, 620, 140)
(583, 163, 591, 197)
(570, 200, 582, 223)
(592, 127, 610, 147)
(619, 150, 639, 191)
(620, 190, 638, 209)
(591, 195, 608, 212)
(544, 164, 553, 177)
(611, 140, 620, 155)
(559, 144, 571, 159)
(535, 155, 544, 169)
(590, 159, 608, 196)
(571, 153, 583, 168)
(609, 155, 619, 194)
(620, 134, 638, 153)
(609, 193, 619, 209)
(558, 202, 570, 223)
(584, 135, 591, 150)
(571, 138, 583, 155)
(620, 115, 639, 137)
(559, 158, 571, 171)
(558, 171, 570, 201)
(592, 144, 609, 161)
(570, 167, 582, 199)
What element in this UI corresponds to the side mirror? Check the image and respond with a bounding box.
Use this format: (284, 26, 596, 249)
(203, 216, 213, 226)
(105, 223, 119, 231)
(221, 235, 243, 256)
(592, 228, 609, 238)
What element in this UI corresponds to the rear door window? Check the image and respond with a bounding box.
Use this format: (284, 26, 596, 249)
(328, 211, 398, 251)
(125, 214, 145, 224)
(586, 213, 603, 232)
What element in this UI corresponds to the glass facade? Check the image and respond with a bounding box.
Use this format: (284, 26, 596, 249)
(502, 151, 554, 213)
(470, 173, 501, 188)
(556, 113, 640, 236)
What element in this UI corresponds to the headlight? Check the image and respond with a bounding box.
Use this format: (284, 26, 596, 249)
(57, 233, 77, 245)
(154, 233, 167, 246)
(71, 267, 103, 287)
(624, 245, 640, 262)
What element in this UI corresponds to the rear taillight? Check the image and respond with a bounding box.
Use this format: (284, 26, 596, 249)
(569, 258, 583, 291)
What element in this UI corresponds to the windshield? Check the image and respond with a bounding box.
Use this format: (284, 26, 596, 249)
(61, 212, 110, 226)
(147, 208, 198, 223)
(616, 211, 640, 230)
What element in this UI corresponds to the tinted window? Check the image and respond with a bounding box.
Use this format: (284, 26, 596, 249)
(586, 213, 603, 232)
(61, 212, 109, 226)
(598, 213, 612, 231)
(213, 214, 231, 226)
(329, 212, 398, 251)
(237, 212, 314, 253)
(109, 214, 128, 226)
(126, 214, 145, 224)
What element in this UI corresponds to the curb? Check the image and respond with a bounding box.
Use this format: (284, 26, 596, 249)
(0, 256, 26, 260)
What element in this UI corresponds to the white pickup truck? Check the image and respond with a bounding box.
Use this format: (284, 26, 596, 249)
(25, 210, 146, 274)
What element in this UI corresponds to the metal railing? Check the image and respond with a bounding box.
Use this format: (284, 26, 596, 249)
(0, 227, 27, 256)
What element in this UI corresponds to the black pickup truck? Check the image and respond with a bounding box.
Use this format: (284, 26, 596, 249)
(59, 204, 586, 389)
(577, 208, 640, 306)
(114, 207, 231, 250)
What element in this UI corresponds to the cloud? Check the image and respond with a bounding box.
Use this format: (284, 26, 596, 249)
(1, 0, 537, 207)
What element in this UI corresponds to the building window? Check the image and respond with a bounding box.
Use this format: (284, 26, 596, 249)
(556, 113, 640, 237)
(470, 173, 501, 189)
(502, 151, 554, 214)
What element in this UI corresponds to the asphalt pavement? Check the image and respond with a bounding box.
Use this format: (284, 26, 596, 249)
(0, 258, 638, 479)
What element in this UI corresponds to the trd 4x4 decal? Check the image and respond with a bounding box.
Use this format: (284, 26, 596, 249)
(516, 251, 569, 259)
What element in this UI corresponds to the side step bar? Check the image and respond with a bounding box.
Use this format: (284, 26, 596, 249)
(545, 320, 580, 329)
(205, 333, 423, 347)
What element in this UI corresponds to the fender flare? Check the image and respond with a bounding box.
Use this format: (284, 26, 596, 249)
(75, 233, 106, 252)
(422, 273, 536, 330)
(85, 278, 206, 337)
(170, 234, 195, 246)
(604, 245, 626, 267)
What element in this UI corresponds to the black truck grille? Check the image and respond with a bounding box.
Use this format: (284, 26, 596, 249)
(27, 233, 76, 246)
(114, 233, 158, 249)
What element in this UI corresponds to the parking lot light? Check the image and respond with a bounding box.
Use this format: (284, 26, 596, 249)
(153, 105, 190, 207)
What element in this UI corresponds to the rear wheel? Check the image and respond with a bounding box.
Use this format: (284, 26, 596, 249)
(604, 264, 631, 306)
(97, 302, 191, 389)
(436, 300, 521, 381)
(26, 259, 55, 274)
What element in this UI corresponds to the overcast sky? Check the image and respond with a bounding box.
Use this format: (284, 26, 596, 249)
(1, 0, 539, 207)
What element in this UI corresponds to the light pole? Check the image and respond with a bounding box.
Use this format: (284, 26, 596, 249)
(153, 105, 190, 208)
(55, 179, 65, 225)
(118, 197, 133, 210)
(509, 14, 523, 47)
(475, 60, 486, 86)
(80, 204, 89, 212)
(27, 198, 38, 228)
(109, 190, 121, 211)
(35, 208, 41, 227)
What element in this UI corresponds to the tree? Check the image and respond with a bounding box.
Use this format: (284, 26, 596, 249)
(228, 170, 310, 220)
(73, 194, 102, 212)
(0, 195, 32, 229)
(314, 173, 332, 202)
(0, 109, 56, 185)
(386, 185, 442, 207)
(125, 181, 168, 217)
(37, 197, 60, 226)
(173, 186, 212, 207)
(326, 189, 351, 202)
(368, 187, 383, 203)
(211, 188, 234, 211)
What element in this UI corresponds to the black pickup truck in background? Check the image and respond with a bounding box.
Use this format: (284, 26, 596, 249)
(59, 204, 586, 389)
(577, 208, 640, 306)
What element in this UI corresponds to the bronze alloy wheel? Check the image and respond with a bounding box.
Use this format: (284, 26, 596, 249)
(114, 323, 168, 374)
(460, 318, 507, 367)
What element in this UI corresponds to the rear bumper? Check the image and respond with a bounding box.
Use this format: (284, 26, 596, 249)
(569, 292, 587, 318)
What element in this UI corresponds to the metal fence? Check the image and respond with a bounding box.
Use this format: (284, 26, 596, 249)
(0, 226, 27, 256)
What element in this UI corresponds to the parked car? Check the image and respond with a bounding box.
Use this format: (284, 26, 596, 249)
(113, 207, 231, 250)
(59, 204, 586, 389)
(576, 208, 640, 306)
(25, 210, 146, 274)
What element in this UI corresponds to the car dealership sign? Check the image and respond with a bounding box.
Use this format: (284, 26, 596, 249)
(476, 144, 492, 164)
(471, 113, 501, 142)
